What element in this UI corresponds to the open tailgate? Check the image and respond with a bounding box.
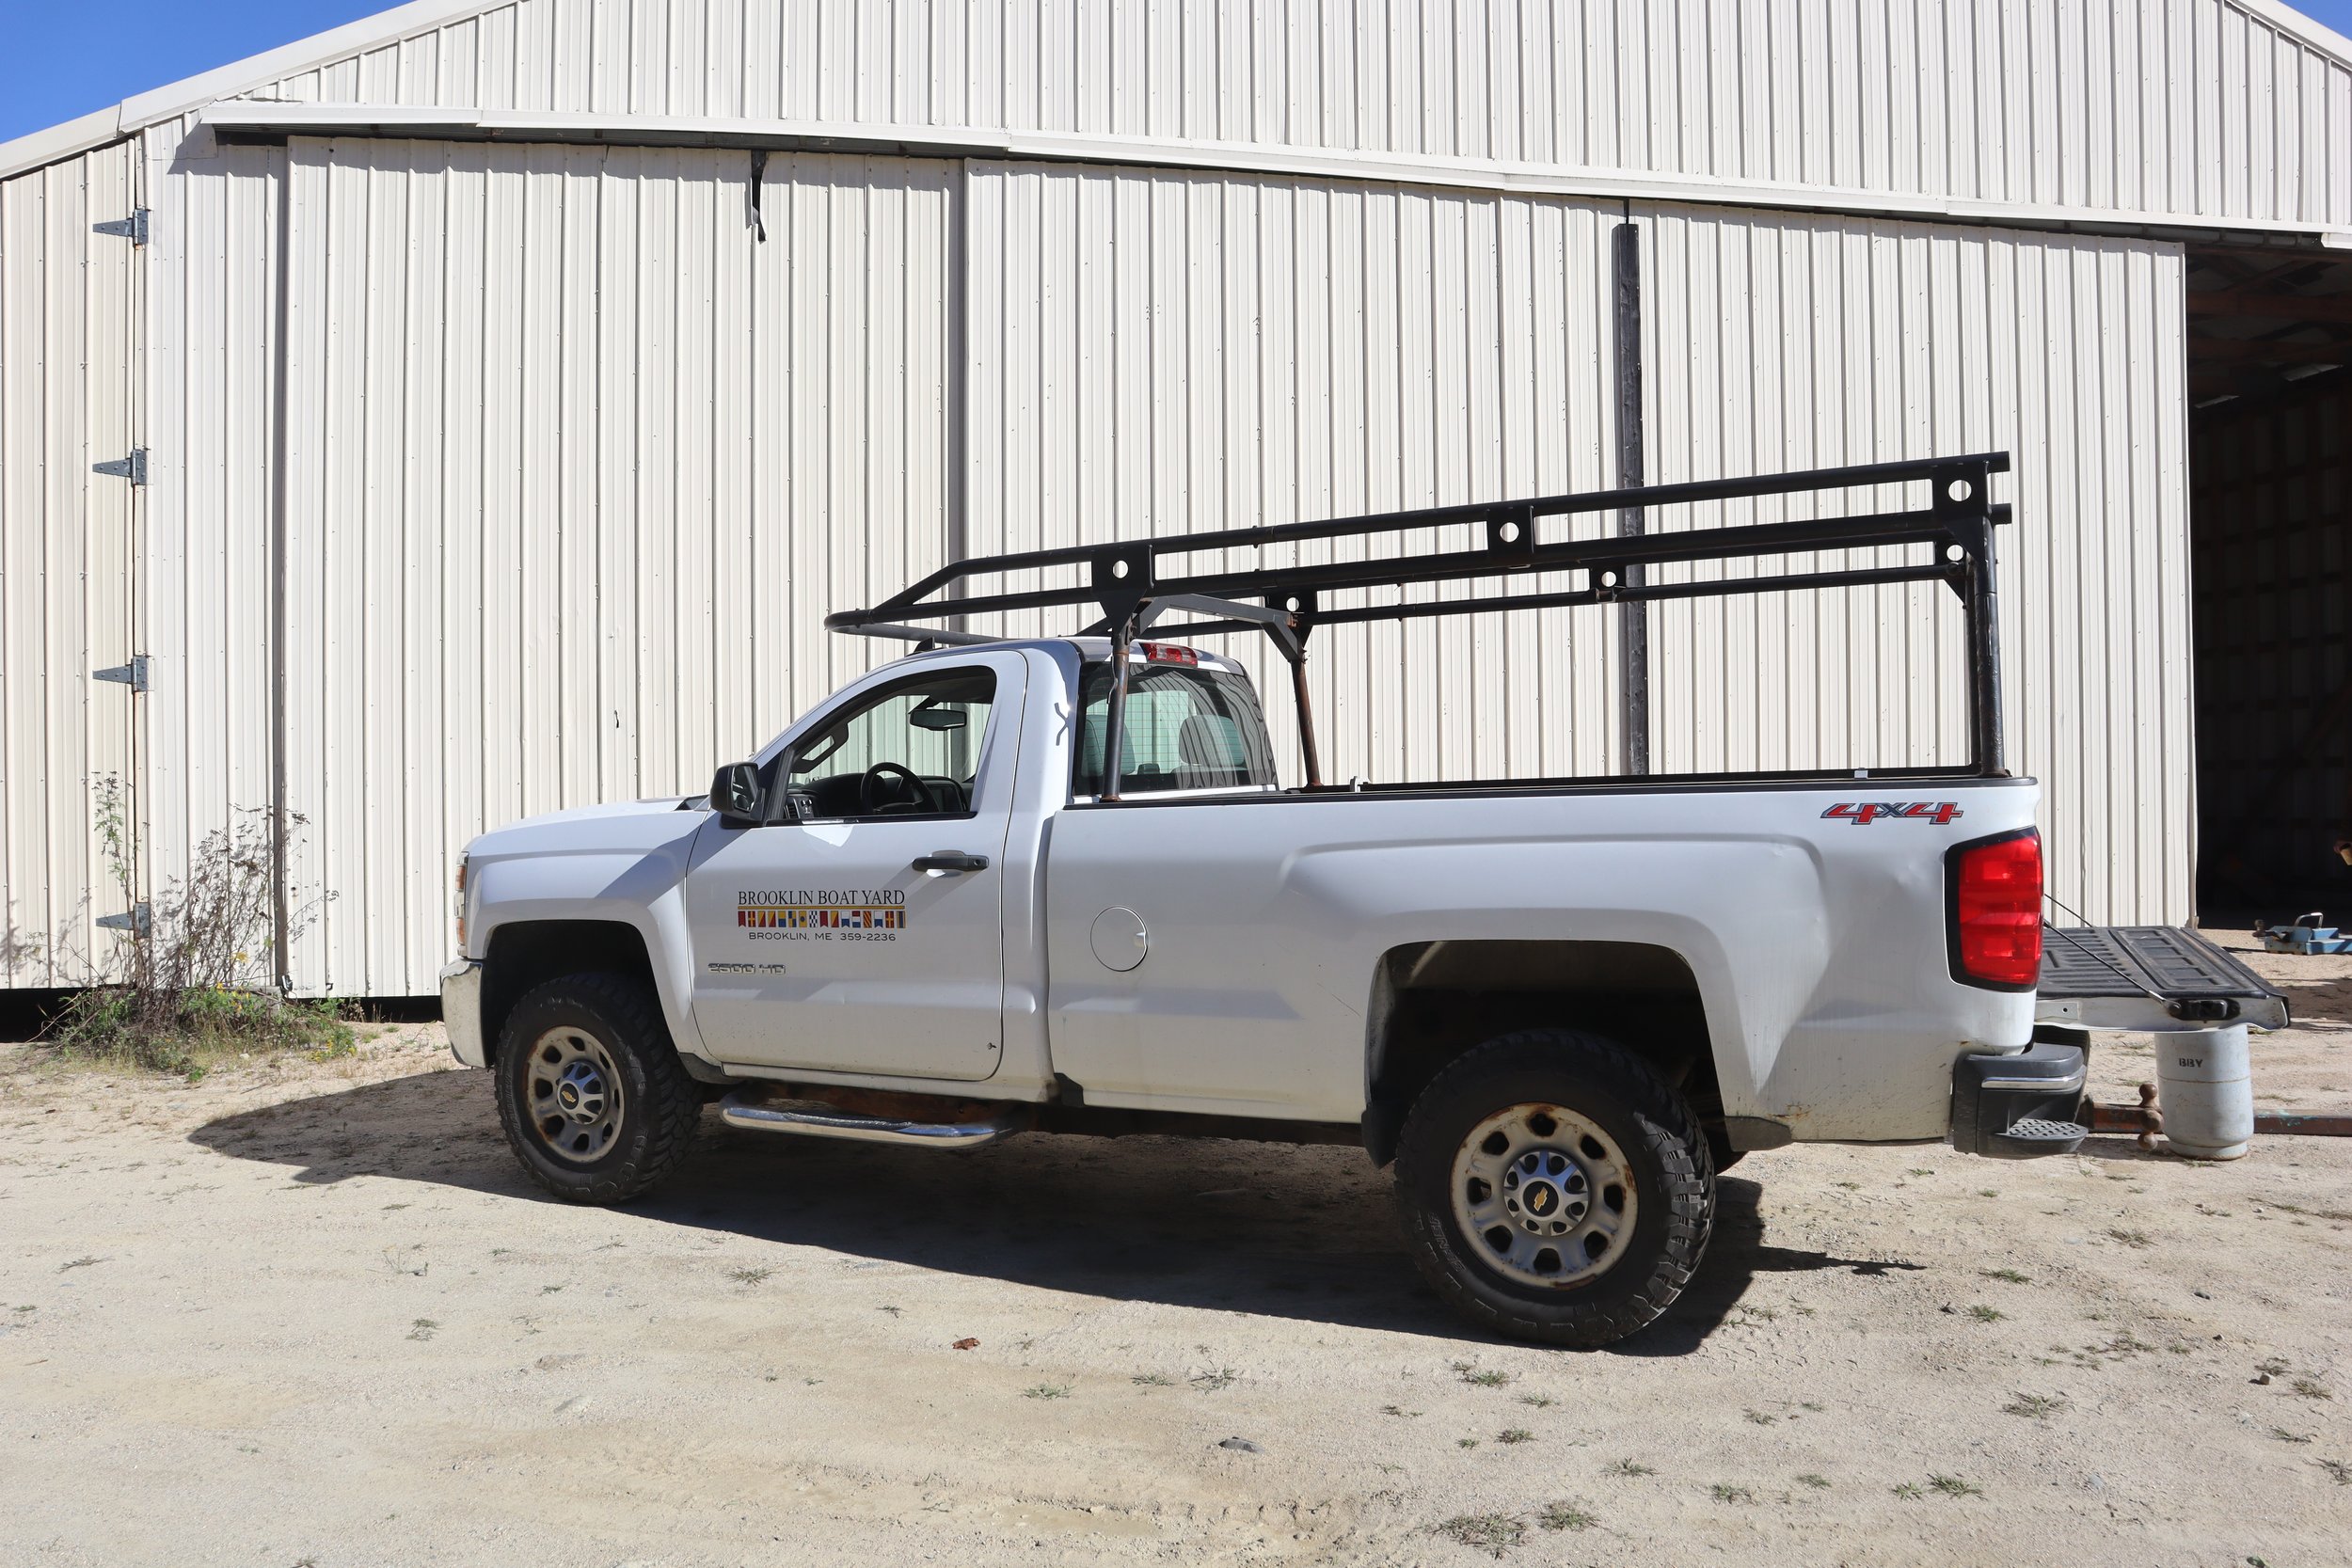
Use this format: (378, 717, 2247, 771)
(2037, 926, 2289, 1031)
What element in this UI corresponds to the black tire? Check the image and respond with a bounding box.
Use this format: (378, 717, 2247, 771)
(1394, 1030, 1715, 1347)
(493, 973, 703, 1204)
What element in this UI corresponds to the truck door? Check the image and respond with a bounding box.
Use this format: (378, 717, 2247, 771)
(680, 652, 1026, 1081)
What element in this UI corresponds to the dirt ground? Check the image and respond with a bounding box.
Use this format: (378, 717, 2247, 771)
(3, 932, 2347, 1567)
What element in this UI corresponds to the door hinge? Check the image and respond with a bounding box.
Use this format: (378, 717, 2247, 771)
(97, 903, 151, 934)
(93, 209, 150, 246)
(94, 655, 150, 693)
(93, 448, 148, 484)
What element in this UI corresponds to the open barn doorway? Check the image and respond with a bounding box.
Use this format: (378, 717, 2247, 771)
(2186, 245, 2352, 926)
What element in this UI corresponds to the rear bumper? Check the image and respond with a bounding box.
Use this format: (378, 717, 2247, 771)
(440, 958, 487, 1068)
(1949, 1040, 2087, 1158)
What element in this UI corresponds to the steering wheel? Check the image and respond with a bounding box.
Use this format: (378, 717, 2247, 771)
(858, 762, 940, 815)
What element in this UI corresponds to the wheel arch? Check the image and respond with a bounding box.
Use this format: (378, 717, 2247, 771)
(479, 919, 660, 1068)
(1360, 939, 1724, 1166)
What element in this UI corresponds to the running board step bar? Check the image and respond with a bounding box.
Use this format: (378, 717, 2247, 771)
(718, 1091, 1024, 1150)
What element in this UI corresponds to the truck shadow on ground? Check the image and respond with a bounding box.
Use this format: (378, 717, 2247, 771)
(189, 1068, 1915, 1354)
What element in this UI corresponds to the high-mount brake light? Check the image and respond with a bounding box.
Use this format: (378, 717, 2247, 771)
(1947, 831, 2042, 990)
(1137, 642, 1200, 665)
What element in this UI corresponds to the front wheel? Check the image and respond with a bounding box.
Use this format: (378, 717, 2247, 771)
(1394, 1030, 1714, 1347)
(493, 973, 704, 1204)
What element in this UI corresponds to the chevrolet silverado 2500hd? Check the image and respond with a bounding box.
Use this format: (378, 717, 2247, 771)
(440, 453, 2117, 1347)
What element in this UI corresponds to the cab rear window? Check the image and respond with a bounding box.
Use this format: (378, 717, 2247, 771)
(1073, 663, 1279, 797)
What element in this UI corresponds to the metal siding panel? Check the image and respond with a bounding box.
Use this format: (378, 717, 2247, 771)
(2335, 56, 2352, 224)
(361, 147, 409, 991)
(88, 143, 142, 973)
(470, 137, 521, 851)
(709, 151, 754, 767)
(555, 143, 599, 816)
(2, 166, 55, 975)
(225, 152, 278, 920)
(443, 141, 489, 945)
(963, 160, 1621, 791)
(141, 124, 191, 958)
(512, 0, 555, 112)
(271, 140, 952, 992)
(199, 0, 2351, 228)
(141, 128, 285, 986)
(635, 147, 679, 797)
(2, 164, 57, 977)
(775, 161, 820, 709)
(1637, 202, 2190, 924)
(488, 9, 525, 105)
(279, 142, 329, 992)
(405, 143, 452, 990)
(511, 143, 561, 832)
(2240, 12, 2273, 222)
(0, 143, 142, 986)
(2164, 0, 2196, 218)
(596, 147, 641, 807)
(169, 134, 224, 898)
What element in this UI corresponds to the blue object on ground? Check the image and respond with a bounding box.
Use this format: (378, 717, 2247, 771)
(2256, 912, 2352, 955)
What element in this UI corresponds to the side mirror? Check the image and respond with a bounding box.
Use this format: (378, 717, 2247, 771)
(709, 762, 765, 824)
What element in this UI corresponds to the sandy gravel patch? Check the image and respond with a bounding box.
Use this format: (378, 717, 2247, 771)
(2, 940, 2346, 1565)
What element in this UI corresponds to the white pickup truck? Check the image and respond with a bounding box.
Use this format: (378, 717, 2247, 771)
(441, 454, 2125, 1346)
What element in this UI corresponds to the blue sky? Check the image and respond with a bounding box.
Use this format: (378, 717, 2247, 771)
(5, 0, 2352, 146)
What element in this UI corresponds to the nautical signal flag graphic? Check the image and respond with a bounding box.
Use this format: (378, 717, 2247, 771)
(738, 905, 905, 929)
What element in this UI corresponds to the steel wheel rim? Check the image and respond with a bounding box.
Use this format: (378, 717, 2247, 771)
(524, 1026, 626, 1164)
(1451, 1102, 1638, 1289)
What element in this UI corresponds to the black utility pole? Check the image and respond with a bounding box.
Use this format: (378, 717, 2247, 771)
(1612, 219, 1649, 775)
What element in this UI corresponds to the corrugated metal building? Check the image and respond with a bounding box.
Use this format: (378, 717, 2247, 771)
(4, 0, 2349, 997)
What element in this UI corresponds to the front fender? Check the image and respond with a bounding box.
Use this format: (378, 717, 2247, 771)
(467, 822, 712, 1063)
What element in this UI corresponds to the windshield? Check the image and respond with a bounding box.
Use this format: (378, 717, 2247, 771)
(1073, 662, 1280, 797)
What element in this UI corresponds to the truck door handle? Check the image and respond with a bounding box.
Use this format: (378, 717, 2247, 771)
(913, 850, 990, 874)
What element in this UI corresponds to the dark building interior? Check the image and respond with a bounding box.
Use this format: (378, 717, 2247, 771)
(2186, 245, 2351, 925)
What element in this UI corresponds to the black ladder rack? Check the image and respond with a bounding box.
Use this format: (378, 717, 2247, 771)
(826, 453, 2013, 799)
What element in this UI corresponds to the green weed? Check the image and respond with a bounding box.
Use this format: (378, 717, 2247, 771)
(1536, 1501, 1595, 1530)
(1434, 1513, 1522, 1554)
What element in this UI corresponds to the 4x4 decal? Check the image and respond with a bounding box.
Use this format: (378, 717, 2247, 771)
(1822, 801, 1964, 826)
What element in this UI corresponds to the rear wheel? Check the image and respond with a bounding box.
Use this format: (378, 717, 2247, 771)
(493, 973, 703, 1204)
(1394, 1030, 1714, 1347)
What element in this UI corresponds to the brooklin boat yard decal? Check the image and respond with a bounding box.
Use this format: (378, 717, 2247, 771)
(738, 889, 908, 930)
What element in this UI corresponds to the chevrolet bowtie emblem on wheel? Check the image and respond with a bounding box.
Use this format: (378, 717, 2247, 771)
(1525, 1184, 1558, 1216)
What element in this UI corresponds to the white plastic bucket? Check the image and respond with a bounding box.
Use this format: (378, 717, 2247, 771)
(2156, 1022, 2253, 1161)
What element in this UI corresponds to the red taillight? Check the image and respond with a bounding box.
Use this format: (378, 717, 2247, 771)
(1950, 832, 2042, 989)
